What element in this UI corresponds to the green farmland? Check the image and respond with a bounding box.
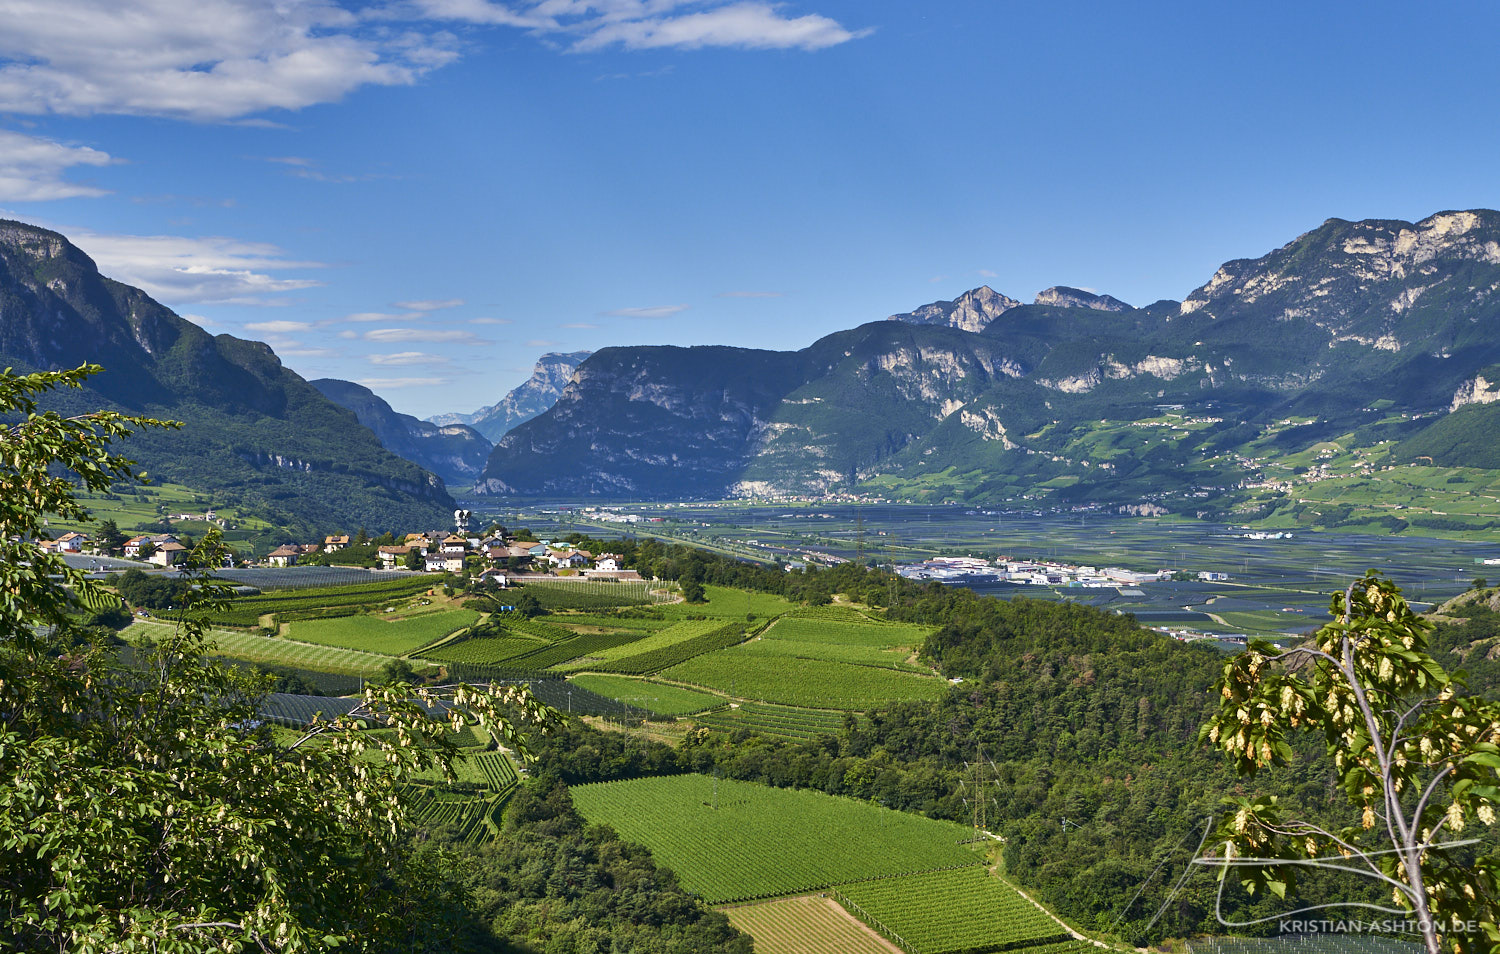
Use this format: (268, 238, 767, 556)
(837, 867, 1069, 954)
(566, 674, 723, 716)
(130, 621, 419, 676)
(665, 649, 947, 709)
(570, 774, 978, 903)
(286, 608, 480, 656)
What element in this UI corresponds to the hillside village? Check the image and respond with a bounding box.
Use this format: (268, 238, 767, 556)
(47, 523, 642, 585)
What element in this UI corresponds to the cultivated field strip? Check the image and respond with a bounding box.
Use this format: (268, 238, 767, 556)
(286, 609, 480, 656)
(692, 702, 847, 739)
(570, 775, 978, 903)
(562, 619, 725, 667)
(133, 624, 403, 676)
(426, 635, 549, 665)
(584, 621, 749, 675)
(664, 651, 946, 709)
(835, 868, 1069, 954)
(521, 578, 656, 609)
(723, 896, 899, 954)
(203, 575, 436, 627)
(213, 567, 428, 592)
(258, 692, 362, 726)
(566, 674, 723, 716)
(403, 786, 498, 844)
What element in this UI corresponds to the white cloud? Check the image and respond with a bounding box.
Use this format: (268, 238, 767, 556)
(977, 269, 997, 279)
(340, 310, 417, 323)
(180, 313, 218, 327)
(357, 376, 440, 389)
(393, 297, 464, 311)
(717, 289, 782, 298)
(0, 0, 455, 121)
(468, 316, 512, 324)
(405, 0, 865, 54)
(368, 351, 450, 365)
(601, 303, 688, 318)
(525, 338, 560, 347)
(245, 319, 312, 333)
(0, 1, 864, 129)
(364, 327, 490, 344)
(561, 322, 598, 328)
(279, 346, 339, 357)
(67, 228, 323, 305)
(0, 129, 117, 201)
(571, 2, 867, 52)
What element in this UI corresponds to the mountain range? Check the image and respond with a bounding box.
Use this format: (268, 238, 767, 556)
(427, 351, 591, 441)
(0, 220, 456, 536)
(475, 210, 1500, 508)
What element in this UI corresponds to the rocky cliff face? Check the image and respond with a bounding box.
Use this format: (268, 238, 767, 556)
(432, 351, 591, 441)
(886, 285, 1020, 333)
(478, 346, 806, 497)
(0, 218, 456, 533)
(1033, 286, 1131, 312)
(311, 378, 492, 489)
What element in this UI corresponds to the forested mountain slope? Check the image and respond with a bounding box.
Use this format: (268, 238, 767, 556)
(0, 220, 455, 535)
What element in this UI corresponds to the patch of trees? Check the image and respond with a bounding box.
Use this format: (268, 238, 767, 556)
(113, 567, 189, 609)
(418, 777, 752, 954)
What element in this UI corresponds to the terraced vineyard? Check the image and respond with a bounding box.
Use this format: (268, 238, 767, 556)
(203, 575, 437, 627)
(584, 621, 749, 676)
(520, 577, 657, 610)
(403, 786, 499, 844)
(570, 775, 978, 903)
(692, 701, 847, 739)
(133, 622, 407, 676)
(742, 617, 934, 672)
(426, 635, 549, 666)
(560, 619, 725, 668)
(657, 585, 797, 619)
(664, 650, 947, 709)
(258, 692, 362, 726)
(214, 567, 428, 592)
(724, 896, 898, 954)
(466, 751, 521, 792)
(567, 674, 723, 716)
(286, 609, 480, 656)
(835, 868, 1069, 954)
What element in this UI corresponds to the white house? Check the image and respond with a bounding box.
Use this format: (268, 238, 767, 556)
(149, 541, 189, 567)
(377, 545, 412, 568)
(267, 546, 300, 568)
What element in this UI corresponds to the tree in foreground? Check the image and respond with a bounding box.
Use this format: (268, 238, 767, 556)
(1201, 573, 1500, 954)
(0, 365, 555, 953)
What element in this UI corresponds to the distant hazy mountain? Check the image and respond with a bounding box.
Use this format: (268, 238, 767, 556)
(430, 351, 591, 441)
(477, 210, 1500, 507)
(310, 379, 491, 489)
(0, 219, 456, 535)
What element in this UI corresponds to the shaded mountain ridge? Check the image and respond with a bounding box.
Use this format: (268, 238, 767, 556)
(0, 219, 457, 535)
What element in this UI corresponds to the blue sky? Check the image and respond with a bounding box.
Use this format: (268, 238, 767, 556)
(3, 0, 1499, 418)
